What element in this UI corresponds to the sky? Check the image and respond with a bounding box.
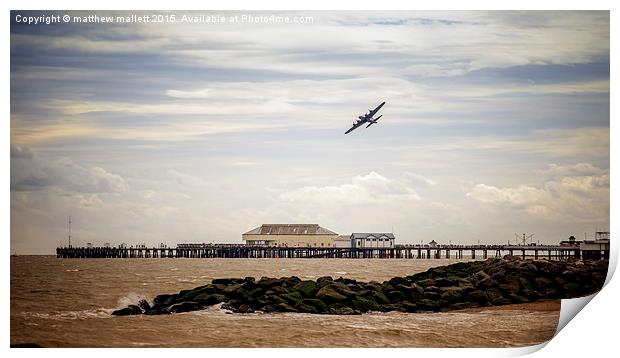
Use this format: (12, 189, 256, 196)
(10, 10, 610, 253)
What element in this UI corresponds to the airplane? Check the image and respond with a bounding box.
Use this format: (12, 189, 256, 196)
(345, 101, 385, 134)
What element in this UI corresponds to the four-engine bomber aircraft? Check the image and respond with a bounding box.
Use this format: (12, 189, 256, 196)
(345, 101, 386, 134)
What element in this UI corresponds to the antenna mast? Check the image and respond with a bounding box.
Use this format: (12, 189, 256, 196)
(68, 216, 72, 248)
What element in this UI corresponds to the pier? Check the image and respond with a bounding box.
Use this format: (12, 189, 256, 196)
(56, 243, 597, 260)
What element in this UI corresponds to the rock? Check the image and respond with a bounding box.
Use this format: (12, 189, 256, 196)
(364, 282, 383, 292)
(247, 288, 264, 298)
(563, 282, 581, 298)
(137, 299, 150, 312)
(519, 277, 534, 291)
(457, 278, 475, 289)
(422, 291, 440, 300)
(472, 270, 491, 286)
(336, 277, 359, 285)
(213, 283, 228, 291)
(317, 276, 333, 287)
(521, 289, 545, 300)
(221, 300, 243, 311)
(276, 302, 298, 312)
(353, 289, 371, 297)
(152, 294, 176, 307)
(223, 284, 242, 295)
(417, 299, 440, 312)
(257, 277, 284, 289)
(167, 301, 202, 314)
(347, 283, 367, 292)
(439, 287, 464, 303)
(194, 293, 228, 305)
(491, 297, 512, 306)
(303, 298, 329, 313)
(266, 295, 289, 306)
(351, 296, 382, 312)
(397, 301, 419, 312)
(235, 304, 254, 314)
(145, 308, 170, 315)
(466, 290, 489, 304)
(296, 303, 319, 314)
(380, 283, 397, 293)
(449, 302, 479, 310)
(282, 292, 304, 306)
(387, 290, 407, 303)
(534, 277, 553, 289)
(506, 293, 530, 303)
(477, 277, 498, 289)
(417, 278, 437, 288)
(485, 288, 503, 302)
(193, 284, 218, 295)
(112, 305, 142, 316)
(410, 283, 425, 296)
(261, 304, 279, 313)
(388, 277, 409, 287)
(554, 277, 567, 286)
(293, 280, 319, 297)
(316, 285, 347, 303)
(372, 291, 390, 304)
(329, 303, 358, 315)
(240, 280, 257, 291)
(330, 282, 357, 297)
(435, 277, 459, 287)
(212, 278, 240, 285)
(284, 276, 302, 287)
(265, 286, 290, 295)
(382, 301, 418, 313)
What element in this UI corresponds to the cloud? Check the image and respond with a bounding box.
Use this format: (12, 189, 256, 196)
(466, 184, 545, 208)
(543, 163, 606, 178)
(280, 171, 420, 206)
(11, 144, 128, 193)
(403, 172, 436, 187)
(466, 164, 609, 221)
(167, 169, 211, 187)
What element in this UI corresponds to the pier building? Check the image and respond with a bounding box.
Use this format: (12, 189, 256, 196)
(242, 224, 338, 247)
(351, 233, 395, 248)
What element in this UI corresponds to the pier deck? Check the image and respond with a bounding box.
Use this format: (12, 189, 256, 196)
(56, 244, 601, 260)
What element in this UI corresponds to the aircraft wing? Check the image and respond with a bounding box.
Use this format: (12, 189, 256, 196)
(368, 101, 386, 117)
(345, 120, 366, 134)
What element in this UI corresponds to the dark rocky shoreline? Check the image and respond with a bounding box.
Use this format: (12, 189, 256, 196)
(112, 256, 607, 316)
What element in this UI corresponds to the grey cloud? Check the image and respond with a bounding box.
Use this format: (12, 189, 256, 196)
(11, 144, 128, 193)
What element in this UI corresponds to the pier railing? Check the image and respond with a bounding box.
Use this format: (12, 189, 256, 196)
(55, 244, 604, 260)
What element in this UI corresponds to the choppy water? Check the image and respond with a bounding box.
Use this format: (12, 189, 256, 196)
(10, 256, 559, 347)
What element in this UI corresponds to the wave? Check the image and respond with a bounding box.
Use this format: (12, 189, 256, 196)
(115, 292, 149, 308)
(20, 308, 114, 321)
(18, 292, 150, 321)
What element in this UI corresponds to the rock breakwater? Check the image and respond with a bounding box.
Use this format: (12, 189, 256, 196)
(112, 257, 607, 316)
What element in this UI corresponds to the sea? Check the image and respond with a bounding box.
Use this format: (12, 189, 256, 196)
(10, 256, 559, 348)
